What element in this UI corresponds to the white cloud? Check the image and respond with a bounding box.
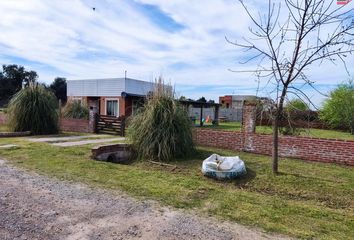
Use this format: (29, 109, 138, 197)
(0, 0, 352, 106)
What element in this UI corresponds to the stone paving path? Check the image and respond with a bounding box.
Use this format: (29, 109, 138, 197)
(27, 135, 99, 143)
(51, 137, 125, 147)
(0, 159, 290, 240)
(0, 144, 18, 149)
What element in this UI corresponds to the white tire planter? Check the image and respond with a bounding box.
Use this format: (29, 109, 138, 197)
(202, 154, 247, 180)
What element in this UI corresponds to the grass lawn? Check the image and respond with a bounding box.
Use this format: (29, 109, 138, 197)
(0, 136, 353, 239)
(0, 124, 9, 132)
(200, 121, 354, 141)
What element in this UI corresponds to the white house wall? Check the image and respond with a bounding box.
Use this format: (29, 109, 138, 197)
(67, 77, 169, 97)
(97, 78, 125, 96)
(67, 78, 126, 97)
(125, 78, 155, 95)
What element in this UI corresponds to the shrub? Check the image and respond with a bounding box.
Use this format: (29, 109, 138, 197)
(128, 79, 194, 162)
(320, 81, 354, 134)
(279, 99, 310, 135)
(62, 100, 89, 119)
(7, 83, 58, 134)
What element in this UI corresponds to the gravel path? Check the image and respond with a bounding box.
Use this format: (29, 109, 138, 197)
(0, 160, 290, 240)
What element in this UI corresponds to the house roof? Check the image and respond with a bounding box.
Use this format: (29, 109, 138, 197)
(67, 77, 155, 97)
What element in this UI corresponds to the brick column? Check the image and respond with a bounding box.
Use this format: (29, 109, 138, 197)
(89, 107, 98, 133)
(242, 101, 257, 134)
(242, 101, 257, 152)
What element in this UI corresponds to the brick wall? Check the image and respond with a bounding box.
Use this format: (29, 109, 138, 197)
(194, 101, 354, 166)
(60, 118, 90, 133)
(194, 129, 354, 166)
(193, 129, 244, 151)
(0, 112, 7, 125)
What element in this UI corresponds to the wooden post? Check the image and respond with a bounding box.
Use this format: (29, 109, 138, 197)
(214, 105, 219, 126)
(58, 99, 62, 131)
(200, 105, 204, 127)
(120, 117, 126, 137)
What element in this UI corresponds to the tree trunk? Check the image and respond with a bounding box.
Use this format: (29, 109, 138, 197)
(272, 113, 279, 174)
(272, 92, 286, 174)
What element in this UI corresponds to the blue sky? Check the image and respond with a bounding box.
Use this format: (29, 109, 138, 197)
(0, 0, 353, 107)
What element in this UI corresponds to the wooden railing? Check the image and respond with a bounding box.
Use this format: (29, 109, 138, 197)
(96, 115, 125, 136)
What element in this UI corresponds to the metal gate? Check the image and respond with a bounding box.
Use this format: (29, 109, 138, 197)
(96, 115, 125, 136)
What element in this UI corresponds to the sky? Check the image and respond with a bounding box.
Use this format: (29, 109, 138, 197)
(0, 0, 353, 107)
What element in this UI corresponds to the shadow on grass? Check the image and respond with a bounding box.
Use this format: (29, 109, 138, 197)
(277, 171, 344, 183)
(234, 167, 257, 186)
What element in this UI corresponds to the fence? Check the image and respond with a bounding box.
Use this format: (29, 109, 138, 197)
(193, 103, 354, 166)
(189, 107, 243, 122)
(256, 110, 344, 130)
(96, 115, 125, 136)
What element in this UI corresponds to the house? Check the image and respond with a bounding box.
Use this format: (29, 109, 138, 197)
(219, 95, 257, 109)
(218, 95, 273, 122)
(67, 77, 155, 117)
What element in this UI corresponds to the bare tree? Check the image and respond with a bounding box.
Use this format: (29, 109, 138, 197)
(227, 0, 354, 173)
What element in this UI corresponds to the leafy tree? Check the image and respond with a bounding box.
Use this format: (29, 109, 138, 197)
(128, 78, 194, 161)
(321, 81, 354, 134)
(0, 64, 38, 106)
(285, 99, 309, 112)
(179, 96, 187, 101)
(197, 97, 207, 103)
(7, 83, 58, 134)
(50, 77, 67, 103)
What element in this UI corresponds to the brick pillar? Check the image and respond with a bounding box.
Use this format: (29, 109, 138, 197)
(242, 101, 257, 152)
(242, 101, 257, 134)
(89, 107, 98, 133)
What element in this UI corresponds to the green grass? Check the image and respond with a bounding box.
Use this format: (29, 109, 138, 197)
(0, 136, 353, 239)
(201, 121, 243, 131)
(199, 121, 354, 141)
(0, 124, 9, 132)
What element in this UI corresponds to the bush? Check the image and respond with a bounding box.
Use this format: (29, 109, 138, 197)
(320, 81, 354, 134)
(279, 99, 310, 135)
(7, 83, 58, 134)
(62, 100, 89, 119)
(128, 79, 194, 162)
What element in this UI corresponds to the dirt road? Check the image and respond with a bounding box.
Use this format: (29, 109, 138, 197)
(0, 160, 289, 240)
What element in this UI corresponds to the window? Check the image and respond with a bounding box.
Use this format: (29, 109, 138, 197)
(106, 99, 118, 117)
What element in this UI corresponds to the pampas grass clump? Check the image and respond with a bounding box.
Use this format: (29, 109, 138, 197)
(62, 100, 89, 120)
(7, 83, 58, 134)
(128, 79, 194, 162)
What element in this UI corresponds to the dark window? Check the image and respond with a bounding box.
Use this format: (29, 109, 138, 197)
(106, 100, 118, 116)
